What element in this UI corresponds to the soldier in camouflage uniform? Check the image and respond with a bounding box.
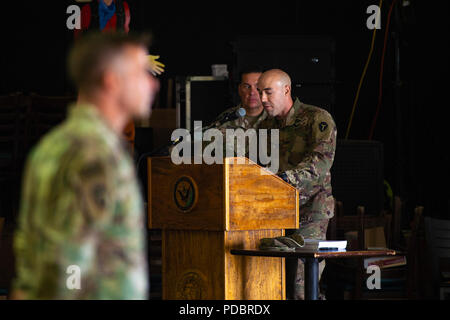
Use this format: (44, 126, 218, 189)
(210, 67, 267, 131)
(205, 67, 267, 159)
(258, 69, 337, 300)
(12, 33, 159, 299)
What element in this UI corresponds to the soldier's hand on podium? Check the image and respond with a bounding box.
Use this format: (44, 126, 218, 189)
(148, 55, 165, 76)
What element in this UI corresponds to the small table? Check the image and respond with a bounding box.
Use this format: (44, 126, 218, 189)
(230, 248, 397, 300)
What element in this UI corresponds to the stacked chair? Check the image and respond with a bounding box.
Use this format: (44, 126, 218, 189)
(323, 139, 424, 299)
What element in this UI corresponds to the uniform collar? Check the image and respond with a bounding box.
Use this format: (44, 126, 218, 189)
(276, 97, 301, 127)
(68, 103, 118, 138)
(69, 103, 102, 120)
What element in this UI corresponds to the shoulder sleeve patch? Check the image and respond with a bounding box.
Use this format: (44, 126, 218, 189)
(312, 110, 336, 142)
(319, 122, 329, 132)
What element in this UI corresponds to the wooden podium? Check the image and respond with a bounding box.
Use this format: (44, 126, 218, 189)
(147, 157, 298, 300)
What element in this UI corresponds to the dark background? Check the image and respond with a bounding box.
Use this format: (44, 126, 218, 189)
(0, 0, 448, 221)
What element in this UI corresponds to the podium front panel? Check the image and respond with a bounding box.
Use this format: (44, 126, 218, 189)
(148, 157, 297, 300)
(148, 157, 225, 231)
(148, 157, 299, 231)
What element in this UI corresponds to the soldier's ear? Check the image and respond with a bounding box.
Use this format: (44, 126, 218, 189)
(284, 85, 291, 96)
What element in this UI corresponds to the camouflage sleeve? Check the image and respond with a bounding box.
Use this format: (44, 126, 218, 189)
(56, 149, 118, 299)
(22, 143, 146, 299)
(59, 144, 147, 299)
(284, 111, 337, 204)
(13, 144, 118, 299)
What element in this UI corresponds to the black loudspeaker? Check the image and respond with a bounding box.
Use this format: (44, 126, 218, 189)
(330, 140, 384, 216)
(175, 76, 232, 131)
(232, 35, 336, 114)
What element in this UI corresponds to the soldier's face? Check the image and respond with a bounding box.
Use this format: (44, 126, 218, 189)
(257, 76, 287, 118)
(238, 72, 262, 113)
(116, 46, 160, 119)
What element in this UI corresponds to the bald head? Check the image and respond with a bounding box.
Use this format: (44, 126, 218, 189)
(257, 69, 293, 118)
(259, 69, 291, 87)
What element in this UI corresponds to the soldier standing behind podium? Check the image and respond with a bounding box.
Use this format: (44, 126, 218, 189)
(210, 67, 267, 130)
(12, 32, 160, 299)
(258, 69, 337, 300)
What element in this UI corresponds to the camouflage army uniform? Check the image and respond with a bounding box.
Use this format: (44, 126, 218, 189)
(259, 97, 337, 300)
(13, 104, 148, 300)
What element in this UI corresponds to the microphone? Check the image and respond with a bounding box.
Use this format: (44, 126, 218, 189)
(171, 107, 247, 150)
(215, 107, 246, 127)
(136, 107, 246, 179)
(200, 107, 246, 132)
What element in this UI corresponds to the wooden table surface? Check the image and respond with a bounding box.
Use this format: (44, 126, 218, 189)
(230, 248, 397, 259)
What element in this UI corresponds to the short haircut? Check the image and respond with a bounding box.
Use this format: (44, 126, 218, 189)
(68, 32, 151, 95)
(238, 65, 264, 83)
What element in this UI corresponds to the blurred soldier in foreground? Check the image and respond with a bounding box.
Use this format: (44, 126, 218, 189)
(258, 69, 336, 300)
(12, 32, 159, 299)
